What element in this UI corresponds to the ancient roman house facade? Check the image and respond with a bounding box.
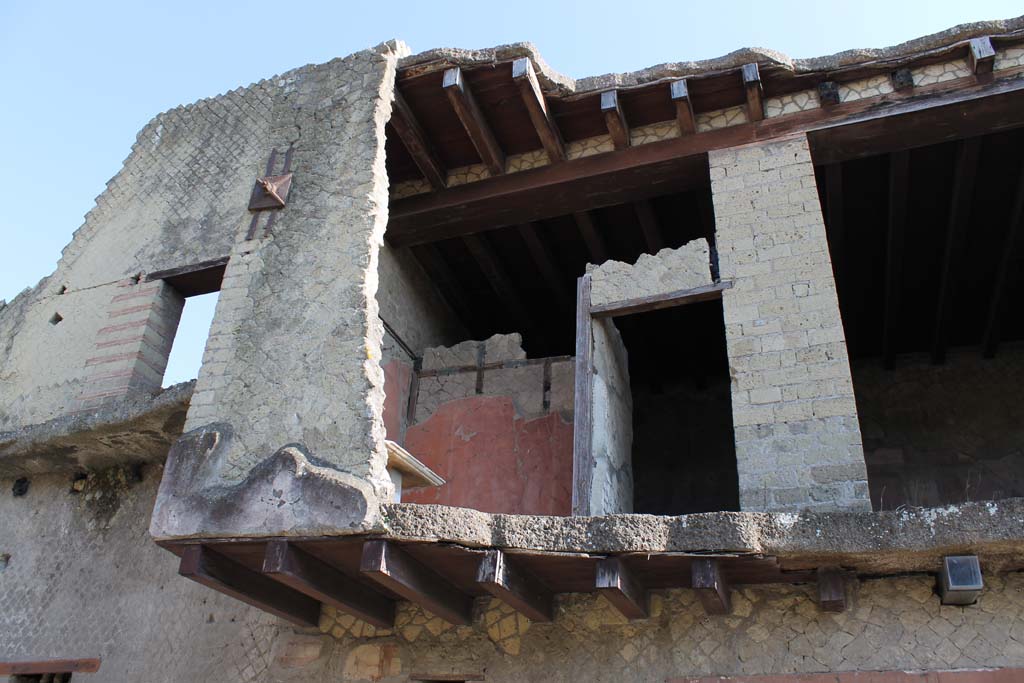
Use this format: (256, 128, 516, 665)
(4, 16, 1024, 682)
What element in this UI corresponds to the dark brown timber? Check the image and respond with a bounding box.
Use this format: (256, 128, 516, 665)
(932, 137, 981, 365)
(574, 210, 609, 263)
(360, 540, 474, 626)
(179, 545, 320, 627)
(145, 256, 229, 297)
(262, 540, 395, 628)
(817, 568, 847, 612)
(692, 558, 732, 614)
(969, 37, 996, 76)
(595, 557, 649, 619)
(982, 164, 1024, 358)
(391, 89, 447, 190)
(882, 150, 910, 370)
(634, 200, 665, 253)
(572, 274, 594, 516)
(517, 222, 571, 311)
(443, 66, 505, 175)
(476, 549, 554, 622)
(0, 660, 101, 675)
(601, 90, 630, 150)
(512, 57, 565, 163)
(590, 282, 732, 318)
(742, 63, 764, 122)
(670, 79, 697, 135)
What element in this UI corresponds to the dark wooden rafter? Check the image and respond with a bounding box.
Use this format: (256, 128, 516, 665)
(634, 200, 664, 253)
(179, 545, 320, 627)
(391, 89, 447, 190)
(982, 162, 1024, 358)
(742, 63, 764, 122)
(262, 540, 395, 628)
(817, 568, 847, 612)
(462, 232, 536, 336)
(601, 90, 630, 150)
(360, 540, 474, 625)
(443, 66, 505, 176)
(692, 558, 731, 614)
(932, 137, 981, 365)
(574, 210, 609, 263)
(411, 243, 474, 327)
(595, 557, 649, 619)
(572, 274, 594, 516)
(517, 222, 571, 311)
(476, 550, 554, 622)
(670, 79, 697, 135)
(968, 37, 996, 76)
(882, 150, 910, 370)
(512, 58, 565, 163)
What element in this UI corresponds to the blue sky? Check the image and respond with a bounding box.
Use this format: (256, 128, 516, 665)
(1, 0, 1020, 384)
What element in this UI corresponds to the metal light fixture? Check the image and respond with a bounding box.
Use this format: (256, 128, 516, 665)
(939, 555, 983, 605)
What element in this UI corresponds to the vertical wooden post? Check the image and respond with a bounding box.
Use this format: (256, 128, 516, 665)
(572, 274, 594, 516)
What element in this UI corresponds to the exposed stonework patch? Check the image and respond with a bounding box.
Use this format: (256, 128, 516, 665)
(765, 90, 821, 118)
(698, 105, 749, 132)
(586, 240, 713, 308)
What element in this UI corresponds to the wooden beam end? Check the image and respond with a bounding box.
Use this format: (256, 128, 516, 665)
(969, 37, 996, 75)
(692, 558, 732, 615)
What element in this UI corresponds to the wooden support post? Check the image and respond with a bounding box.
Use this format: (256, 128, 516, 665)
(595, 557, 649, 619)
(391, 89, 447, 190)
(817, 81, 841, 106)
(817, 568, 847, 612)
(476, 550, 554, 622)
(512, 58, 565, 163)
(882, 150, 910, 370)
(634, 200, 664, 253)
(968, 37, 996, 76)
(443, 66, 505, 176)
(982, 166, 1024, 358)
(517, 222, 571, 311)
(179, 545, 321, 627)
(574, 210, 608, 263)
(670, 79, 697, 135)
(691, 558, 731, 615)
(600, 90, 630, 150)
(360, 540, 474, 626)
(462, 233, 536, 337)
(572, 274, 594, 516)
(262, 540, 395, 629)
(742, 63, 764, 122)
(932, 137, 981, 365)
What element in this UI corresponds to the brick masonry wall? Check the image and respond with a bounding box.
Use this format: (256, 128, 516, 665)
(710, 135, 870, 513)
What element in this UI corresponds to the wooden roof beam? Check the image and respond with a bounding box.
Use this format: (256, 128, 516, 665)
(982, 163, 1024, 358)
(443, 67, 506, 176)
(391, 89, 447, 190)
(932, 137, 981, 365)
(601, 90, 630, 150)
(512, 58, 565, 164)
(968, 37, 996, 76)
(634, 200, 664, 253)
(262, 540, 395, 629)
(179, 544, 321, 627)
(692, 558, 732, 615)
(742, 63, 764, 122)
(882, 150, 910, 370)
(476, 549, 554, 623)
(817, 568, 847, 612)
(670, 79, 697, 135)
(595, 557, 649, 620)
(360, 540, 474, 626)
(574, 210, 609, 263)
(462, 233, 538, 338)
(517, 222, 572, 312)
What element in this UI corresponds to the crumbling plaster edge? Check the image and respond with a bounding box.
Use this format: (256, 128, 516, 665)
(399, 16, 1024, 96)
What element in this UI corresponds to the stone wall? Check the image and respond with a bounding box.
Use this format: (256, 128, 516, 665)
(586, 239, 713, 308)
(855, 344, 1024, 510)
(401, 335, 575, 515)
(315, 572, 1024, 682)
(589, 318, 634, 514)
(151, 41, 411, 541)
(710, 135, 870, 513)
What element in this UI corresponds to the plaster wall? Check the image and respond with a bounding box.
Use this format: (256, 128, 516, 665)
(586, 239, 713, 308)
(710, 135, 870, 513)
(589, 318, 634, 514)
